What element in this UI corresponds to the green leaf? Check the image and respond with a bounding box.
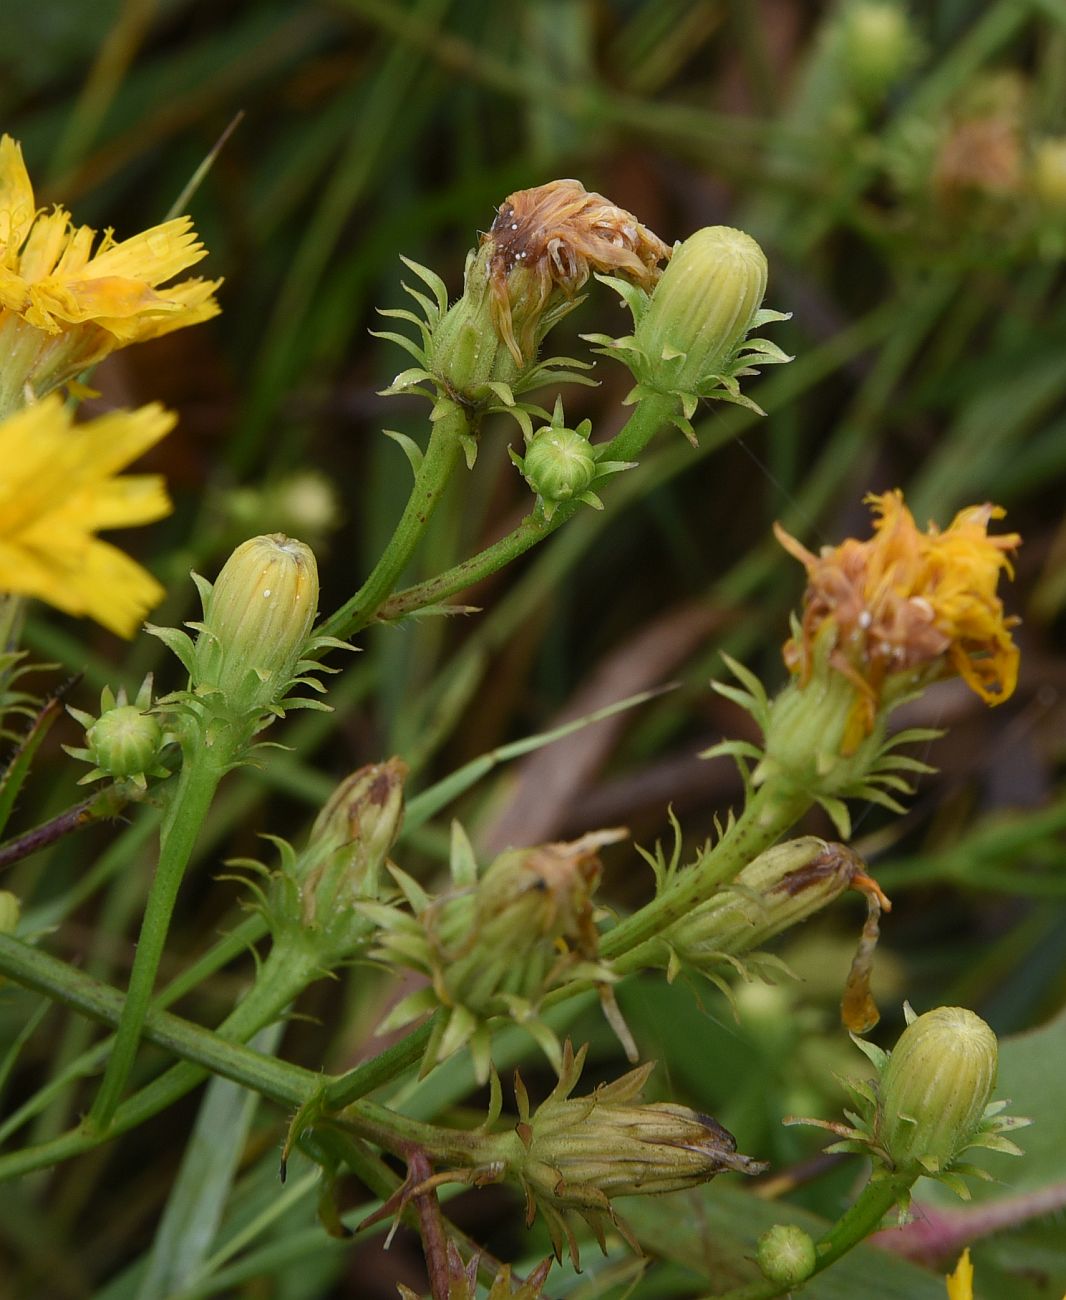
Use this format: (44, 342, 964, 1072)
(134, 1022, 284, 1299)
(621, 1184, 944, 1298)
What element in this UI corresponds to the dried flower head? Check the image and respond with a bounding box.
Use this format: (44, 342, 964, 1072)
(506, 1041, 765, 1266)
(0, 135, 220, 411)
(484, 179, 670, 365)
(932, 74, 1026, 210)
(776, 490, 1020, 726)
(369, 827, 628, 1081)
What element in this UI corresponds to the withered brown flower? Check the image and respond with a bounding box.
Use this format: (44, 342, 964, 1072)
(483, 179, 670, 364)
(775, 490, 1020, 727)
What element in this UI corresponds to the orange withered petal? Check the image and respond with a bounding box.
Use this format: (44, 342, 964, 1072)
(776, 490, 1020, 718)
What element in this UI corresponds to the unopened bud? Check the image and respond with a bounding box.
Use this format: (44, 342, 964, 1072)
(876, 1006, 998, 1174)
(633, 227, 767, 394)
(1031, 137, 1066, 210)
(308, 758, 408, 905)
(521, 425, 597, 505)
(757, 1224, 817, 1288)
(192, 534, 318, 715)
(839, 3, 919, 102)
(65, 676, 169, 791)
(496, 1042, 764, 1264)
(87, 705, 161, 779)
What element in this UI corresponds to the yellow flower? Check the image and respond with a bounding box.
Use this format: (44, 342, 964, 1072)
(0, 395, 175, 636)
(775, 490, 1020, 729)
(0, 135, 220, 412)
(945, 1248, 973, 1300)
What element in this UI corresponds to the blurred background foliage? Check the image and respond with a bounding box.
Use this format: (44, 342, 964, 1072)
(1, 1, 1066, 1297)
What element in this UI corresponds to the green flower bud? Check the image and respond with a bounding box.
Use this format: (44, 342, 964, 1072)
(757, 1224, 817, 1288)
(65, 675, 170, 791)
(0, 890, 19, 934)
(633, 226, 768, 394)
(510, 398, 632, 521)
(192, 533, 318, 716)
(264, 759, 407, 960)
(1031, 137, 1066, 210)
(663, 839, 868, 970)
(307, 758, 408, 906)
(86, 705, 162, 780)
(521, 426, 597, 505)
(838, 3, 920, 102)
(495, 1042, 765, 1267)
(876, 1006, 998, 1175)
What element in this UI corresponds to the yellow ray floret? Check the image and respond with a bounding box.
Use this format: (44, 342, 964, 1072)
(0, 396, 175, 636)
(776, 490, 1020, 712)
(945, 1248, 973, 1300)
(0, 135, 221, 402)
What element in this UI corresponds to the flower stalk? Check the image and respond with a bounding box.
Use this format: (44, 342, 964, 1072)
(315, 401, 468, 640)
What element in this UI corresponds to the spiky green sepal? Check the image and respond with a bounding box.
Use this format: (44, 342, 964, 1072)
(788, 1004, 1029, 1212)
(364, 823, 632, 1082)
(375, 256, 599, 461)
(63, 674, 173, 796)
(509, 397, 633, 521)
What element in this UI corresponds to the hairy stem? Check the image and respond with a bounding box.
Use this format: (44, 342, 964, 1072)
(0, 785, 130, 873)
(86, 752, 228, 1131)
(708, 1174, 914, 1299)
(315, 401, 468, 641)
(377, 391, 677, 622)
(0, 935, 321, 1180)
(601, 785, 809, 960)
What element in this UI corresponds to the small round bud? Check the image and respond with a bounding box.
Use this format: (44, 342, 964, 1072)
(634, 227, 767, 394)
(876, 1006, 998, 1174)
(87, 704, 163, 780)
(308, 757, 408, 904)
(521, 427, 597, 504)
(0, 890, 20, 934)
(193, 534, 318, 715)
(839, 3, 919, 102)
(757, 1224, 817, 1287)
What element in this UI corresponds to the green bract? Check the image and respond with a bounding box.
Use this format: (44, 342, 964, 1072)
(584, 225, 792, 446)
(65, 675, 171, 793)
(509, 397, 633, 520)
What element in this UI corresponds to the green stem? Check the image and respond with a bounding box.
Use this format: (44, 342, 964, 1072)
(0, 785, 129, 873)
(601, 785, 809, 961)
(377, 391, 677, 622)
(0, 935, 321, 1180)
(315, 402, 468, 641)
(338, 1097, 487, 1165)
(708, 1174, 914, 1299)
(322, 1017, 437, 1109)
(86, 752, 228, 1131)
